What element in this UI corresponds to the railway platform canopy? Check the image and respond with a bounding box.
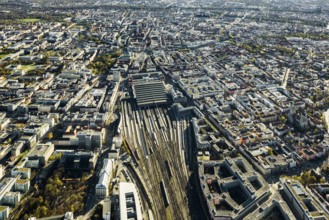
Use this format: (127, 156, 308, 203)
(132, 80, 168, 107)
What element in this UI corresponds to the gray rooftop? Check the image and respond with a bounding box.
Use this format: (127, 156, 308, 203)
(133, 80, 167, 107)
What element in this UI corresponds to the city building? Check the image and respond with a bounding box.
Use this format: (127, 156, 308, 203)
(281, 178, 329, 220)
(25, 142, 54, 168)
(197, 157, 270, 219)
(119, 182, 142, 220)
(77, 129, 103, 150)
(102, 197, 111, 220)
(1, 192, 21, 206)
(129, 72, 167, 107)
(0, 206, 9, 220)
(95, 159, 114, 198)
(60, 152, 96, 171)
(14, 179, 30, 193)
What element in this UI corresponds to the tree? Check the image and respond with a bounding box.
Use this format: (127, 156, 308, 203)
(45, 176, 62, 198)
(268, 147, 273, 155)
(53, 176, 63, 186)
(37, 196, 44, 206)
(293, 171, 321, 186)
(35, 206, 48, 217)
(70, 205, 75, 213)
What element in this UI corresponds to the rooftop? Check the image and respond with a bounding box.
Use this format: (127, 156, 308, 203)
(133, 80, 167, 107)
(119, 182, 142, 220)
(27, 142, 54, 158)
(198, 157, 270, 219)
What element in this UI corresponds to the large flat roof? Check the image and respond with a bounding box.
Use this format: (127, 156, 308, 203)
(119, 182, 142, 220)
(27, 142, 54, 158)
(133, 80, 167, 107)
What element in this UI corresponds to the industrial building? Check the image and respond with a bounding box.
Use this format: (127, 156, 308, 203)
(95, 159, 114, 198)
(119, 182, 142, 220)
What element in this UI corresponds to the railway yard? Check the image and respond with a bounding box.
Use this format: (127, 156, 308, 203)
(121, 99, 192, 220)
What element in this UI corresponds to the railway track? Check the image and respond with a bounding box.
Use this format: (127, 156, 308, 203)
(121, 101, 191, 220)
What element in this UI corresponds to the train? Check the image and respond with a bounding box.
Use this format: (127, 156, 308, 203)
(160, 180, 170, 207)
(164, 160, 172, 179)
